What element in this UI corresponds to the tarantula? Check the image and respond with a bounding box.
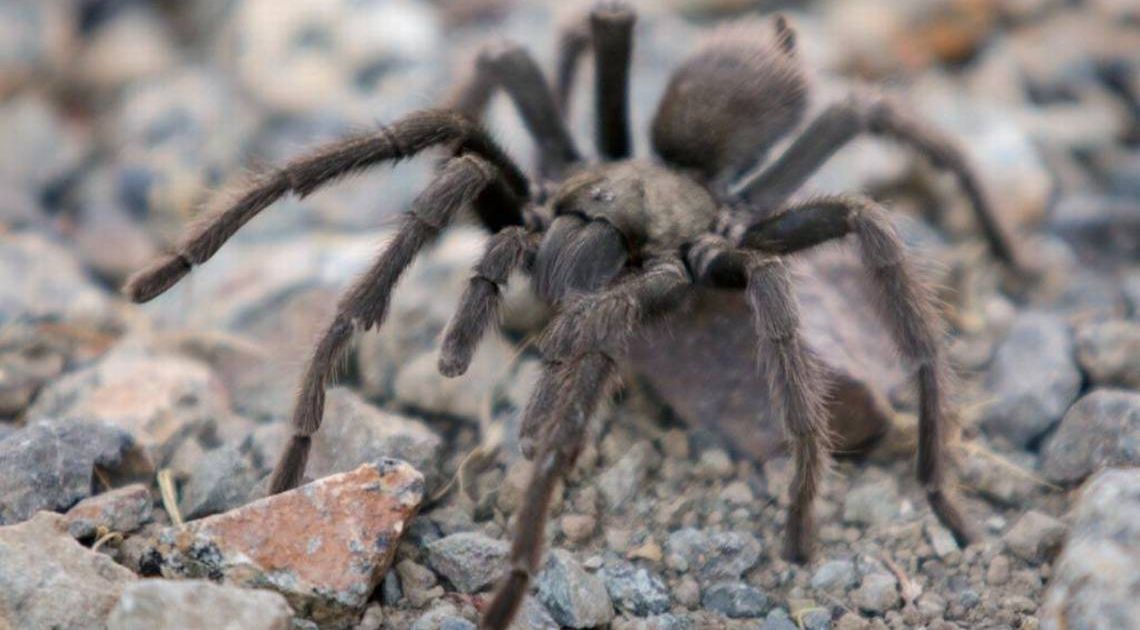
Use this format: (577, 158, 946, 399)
(126, 3, 1022, 627)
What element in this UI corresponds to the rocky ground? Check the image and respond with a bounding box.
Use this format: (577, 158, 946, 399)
(2, 0, 1139, 629)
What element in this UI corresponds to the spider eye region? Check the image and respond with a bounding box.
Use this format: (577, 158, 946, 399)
(550, 160, 718, 256)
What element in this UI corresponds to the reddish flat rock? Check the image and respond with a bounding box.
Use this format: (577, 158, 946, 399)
(149, 460, 424, 628)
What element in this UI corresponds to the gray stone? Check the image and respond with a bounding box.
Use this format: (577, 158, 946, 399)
(811, 559, 858, 593)
(536, 549, 615, 628)
(600, 560, 671, 616)
(701, 582, 769, 619)
(843, 474, 900, 527)
(426, 532, 509, 593)
(598, 442, 658, 509)
(0, 512, 137, 628)
(108, 580, 292, 630)
(0, 232, 112, 325)
(411, 604, 471, 630)
(255, 387, 443, 488)
(1042, 468, 1140, 630)
(0, 324, 69, 417)
(665, 528, 761, 583)
(852, 573, 901, 614)
(26, 348, 229, 465)
(958, 447, 1038, 506)
(926, 522, 962, 558)
(802, 608, 832, 630)
(396, 559, 441, 608)
(1041, 389, 1140, 485)
(179, 443, 261, 519)
(65, 484, 153, 540)
(510, 596, 558, 630)
(981, 312, 1081, 447)
(0, 419, 148, 525)
(1004, 510, 1067, 563)
(1076, 320, 1140, 389)
(760, 608, 799, 630)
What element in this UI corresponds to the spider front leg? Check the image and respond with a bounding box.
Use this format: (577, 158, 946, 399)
(689, 235, 831, 562)
(553, 1, 637, 160)
(269, 154, 516, 493)
(482, 259, 689, 629)
(742, 194, 977, 547)
(439, 225, 540, 377)
(124, 109, 527, 303)
(731, 93, 1024, 272)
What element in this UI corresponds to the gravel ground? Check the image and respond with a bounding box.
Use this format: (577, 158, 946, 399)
(2, 0, 1139, 629)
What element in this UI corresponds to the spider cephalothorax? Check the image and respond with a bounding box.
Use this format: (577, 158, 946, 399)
(126, 4, 1022, 628)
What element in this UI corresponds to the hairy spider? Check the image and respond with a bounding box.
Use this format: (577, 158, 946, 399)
(126, 4, 1021, 628)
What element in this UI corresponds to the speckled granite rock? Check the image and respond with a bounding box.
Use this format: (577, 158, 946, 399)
(147, 461, 424, 628)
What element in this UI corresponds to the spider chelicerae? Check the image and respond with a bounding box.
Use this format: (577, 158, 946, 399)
(126, 3, 1024, 627)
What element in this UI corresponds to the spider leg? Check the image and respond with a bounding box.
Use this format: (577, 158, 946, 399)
(730, 94, 1023, 270)
(688, 235, 830, 562)
(741, 194, 977, 547)
(450, 43, 581, 179)
(590, 2, 635, 160)
(554, 17, 590, 114)
(269, 154, 508, 494)
(551, 2, 636, 160)
(124, 110, 527, 303)
(439, 226, 540, 377)
(483, 259, 689, 629)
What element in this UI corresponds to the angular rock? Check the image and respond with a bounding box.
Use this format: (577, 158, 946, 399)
(701, 582, 769, 619)
(852, 573, 902, 614)
(179, 443, 262, 519)
(392, 334, 515, 422)
(1042, 468, 1140, 629)
(598, 442, 658, 510)
(254, 387, 442, 488)
(664, 528, 760, 583)
(65, 483, 154, 540)
(843, 474, 900, 527)
(811, 559, 858, 593)
(981, 312, 1081, 447)
(1004, 510, 1067, 563)
(760, 609, 800, 630)
(600, 560, 671, 616)
(0, 419, 149, 525)
(1041, 389, 1140, 484)
(108, 580, 293, 630)
(27, 348, 230, 464)
(1075, 320, 1140, 389)
(958, 446, 1038, 506)
(536, 549, 614, 628)
(149, 461, 423, 627)
(0, 512, 137, 629)
(511, 596, 558, 630)
(426, 532, 509, 594)
(629, 247, 903, 461)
